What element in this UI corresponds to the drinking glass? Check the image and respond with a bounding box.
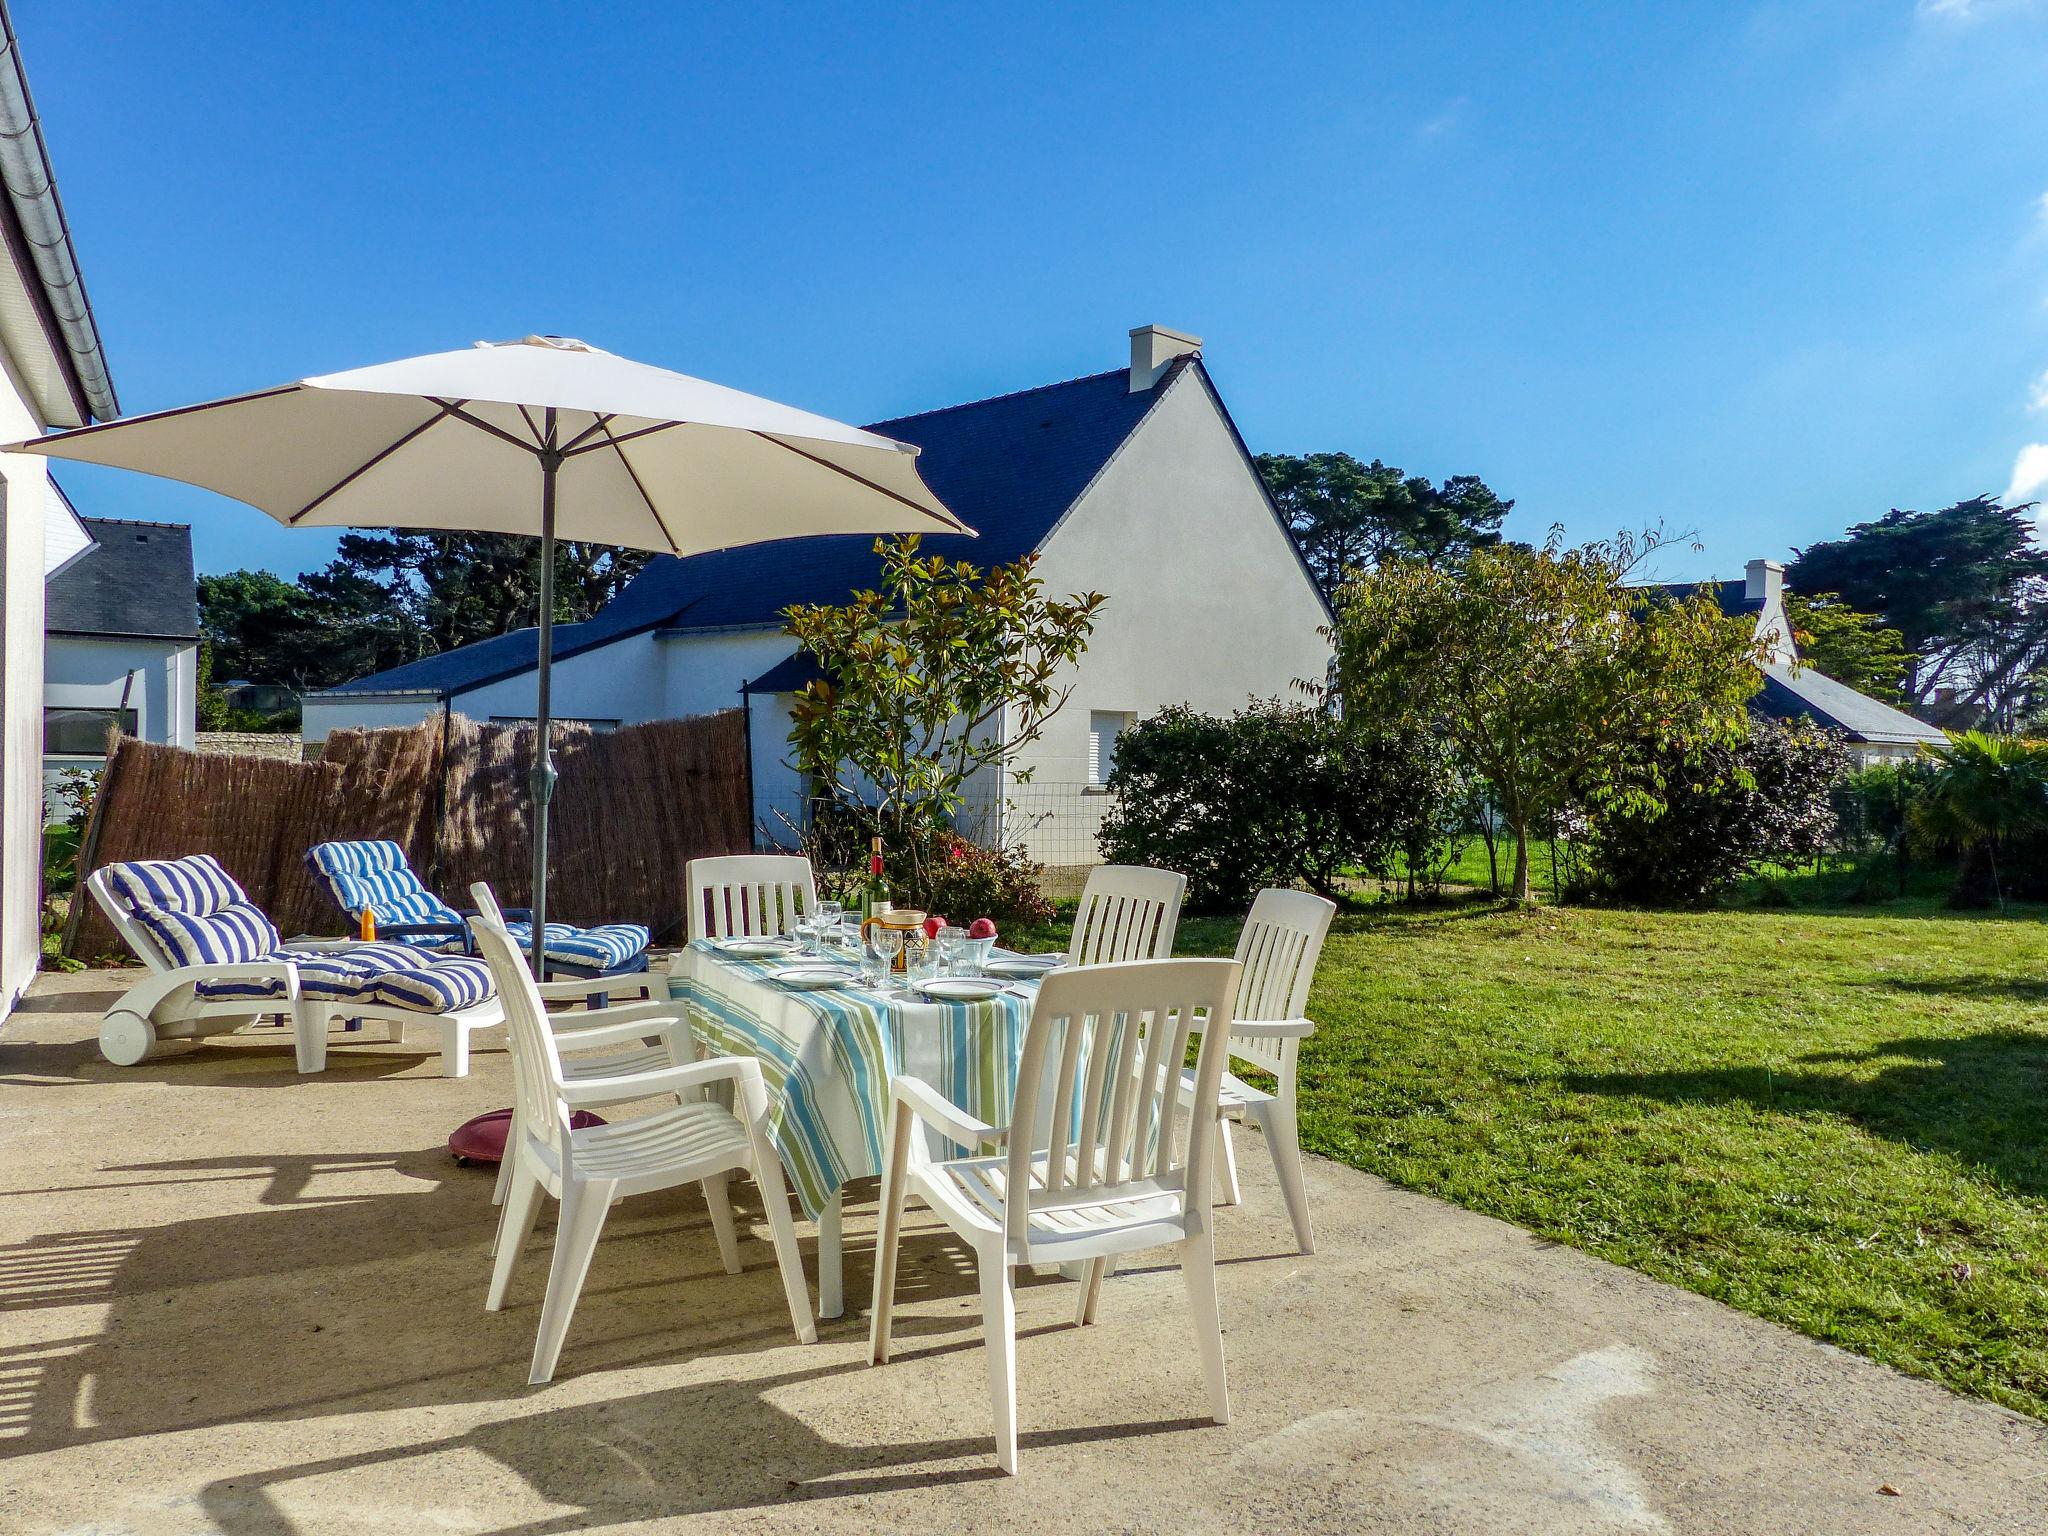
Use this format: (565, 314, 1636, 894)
(935, 925, 967, 977)
(962, 935, 996, 977)
(860, 936, 890, 990)
(906, 934, 942, 987)
(817, 899, 843, 933)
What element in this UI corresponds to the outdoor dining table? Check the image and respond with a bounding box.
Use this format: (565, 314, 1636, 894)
(669, 939, 1044, 1319)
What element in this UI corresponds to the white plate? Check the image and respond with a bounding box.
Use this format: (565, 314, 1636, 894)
(914, 977, 1008, 1002)
(985, 955, 1062, 979)
(718, 937, 795, 958)
(773, 965, 857, 991)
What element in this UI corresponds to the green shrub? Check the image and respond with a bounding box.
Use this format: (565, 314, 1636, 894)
(911, 833, 1055, 928)
(1098, 700, 1459, 911)
(1583, 717, 1850, 905)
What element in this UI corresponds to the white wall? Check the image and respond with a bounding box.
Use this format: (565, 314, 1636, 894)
(300, 692, 444, 745)
(43, 634, 195, 751)
(1008, 367, 1332, 868)
(1, 415, 53, 1018)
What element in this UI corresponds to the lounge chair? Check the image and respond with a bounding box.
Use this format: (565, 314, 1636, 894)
(87, 854, 501, 1076)
(305, 840, 651, 982)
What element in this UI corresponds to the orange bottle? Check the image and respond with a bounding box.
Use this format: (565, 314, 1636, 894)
(359, 907, 377, 942)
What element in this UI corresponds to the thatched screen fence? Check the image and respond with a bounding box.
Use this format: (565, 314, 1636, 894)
(65, 710, 752, 961)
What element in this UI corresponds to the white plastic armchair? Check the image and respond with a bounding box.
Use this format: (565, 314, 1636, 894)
(685, 855, 818, 942)
(471, 886, 816, 1384)
(870, 957, 1243, 1474)
(1187, 888, 1335, 1255)
(1066, 864, 1187, 966)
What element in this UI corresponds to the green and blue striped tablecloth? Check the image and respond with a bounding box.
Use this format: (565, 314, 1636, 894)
(671, 941, 1036, 1220)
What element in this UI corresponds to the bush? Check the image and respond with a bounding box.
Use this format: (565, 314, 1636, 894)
(912, 833, 1055, 928)
(1098, 700, 1459, 911)
(1583, 717, 1850, 905)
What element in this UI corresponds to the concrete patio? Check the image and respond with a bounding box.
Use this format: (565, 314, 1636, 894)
(2, 966, 2045, 1535)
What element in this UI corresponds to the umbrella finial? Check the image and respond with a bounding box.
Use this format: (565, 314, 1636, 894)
(474, 335, 598, 354)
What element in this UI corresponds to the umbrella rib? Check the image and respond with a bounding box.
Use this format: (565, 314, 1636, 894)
(14, 383, 300, 446)
(747, 431, 965, 529)
(558, 414, 613, 454)
(434, 400, 547, 455)
(285, 402, 461, 525)
(561, 419, 682, 457)
(597, 419, 684, 554)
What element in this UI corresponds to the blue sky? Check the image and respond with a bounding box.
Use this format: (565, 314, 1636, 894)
(22, 0, 2048, 584)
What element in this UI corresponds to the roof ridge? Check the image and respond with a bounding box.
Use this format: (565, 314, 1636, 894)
(864, 366, 1128, 430)
(81, 515, 191, 532)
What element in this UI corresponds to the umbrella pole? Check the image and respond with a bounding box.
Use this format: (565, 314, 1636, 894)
(528, 446, 561, 978)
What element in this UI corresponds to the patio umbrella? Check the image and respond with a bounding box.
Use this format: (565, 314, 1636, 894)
(8, 335, 971, 971)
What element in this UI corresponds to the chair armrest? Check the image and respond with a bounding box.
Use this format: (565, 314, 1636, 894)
(558, 1055, 752, 1106)
(1229, 1017, 1316, 1040)
(537, 976, 667, 1005)
(553, 998, 682, 1032)
(890, 1075, 1004, 1148)
(376, 921, 469, 944)
(551, 1013, 688, 1053)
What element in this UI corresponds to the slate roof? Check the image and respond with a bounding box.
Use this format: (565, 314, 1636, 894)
(1652, 580, 1760, 619)
(746, 650, 824, 695)
(1752, 663, 1947, 747)
(321, 362, 1181, 699)
(45, 516, 199, 641)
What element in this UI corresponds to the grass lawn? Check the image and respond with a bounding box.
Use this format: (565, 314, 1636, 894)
(1018, 896, 2048, 1420)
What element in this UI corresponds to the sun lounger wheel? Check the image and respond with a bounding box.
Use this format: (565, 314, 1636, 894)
(100, 1012, 156, 1067)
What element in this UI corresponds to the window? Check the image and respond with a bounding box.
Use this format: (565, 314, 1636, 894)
(44, 706, 136, 757)
(1087, 711, 1135, 788)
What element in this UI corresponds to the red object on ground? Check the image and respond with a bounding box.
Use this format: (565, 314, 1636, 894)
(968, 917, 997, 939)
(448, 1107, 604, 1167)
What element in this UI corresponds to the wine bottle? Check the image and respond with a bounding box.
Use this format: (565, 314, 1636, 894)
(861, 836, 890, 936)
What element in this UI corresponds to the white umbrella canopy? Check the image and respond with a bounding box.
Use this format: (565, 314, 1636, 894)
(6, 335, 973, 970)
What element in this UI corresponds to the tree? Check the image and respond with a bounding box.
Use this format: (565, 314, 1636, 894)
(1255, 452, 1512, 604)
(1787, 497, 2047, 718)
(1783, 592, 1913, 703)
(783, 536, 1104, 886)
(1912, 731, 2048, 908)
(1331, 530, 1765, 902)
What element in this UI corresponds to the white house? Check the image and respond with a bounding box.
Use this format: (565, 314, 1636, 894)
(0, 4, 121, 1022)
(304, 325, 1335, 870)
(42, 498, 198, 810)
(1656, 559, 1947, 766)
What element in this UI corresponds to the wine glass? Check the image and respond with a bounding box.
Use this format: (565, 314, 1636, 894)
(870, 924, 904, 987)
(816, 899, 845, 953)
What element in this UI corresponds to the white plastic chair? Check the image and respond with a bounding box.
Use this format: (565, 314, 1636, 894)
(472, 884, 817, 1384)
(1188, 889, 1335, 1256)
(685, 855, 818, 942)
(870, 957, 1242, 1474)
(1066, 865, 1186, 966)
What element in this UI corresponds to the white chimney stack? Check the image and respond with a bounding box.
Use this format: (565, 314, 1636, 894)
(1745, 558, 1784, 608)
(1128, 324, 1202, 392)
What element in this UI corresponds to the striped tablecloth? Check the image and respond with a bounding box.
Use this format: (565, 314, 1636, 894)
(671, 940, 1037, 1220)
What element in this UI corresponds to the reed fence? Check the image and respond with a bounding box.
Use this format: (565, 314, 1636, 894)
(65, 711, 751, 960)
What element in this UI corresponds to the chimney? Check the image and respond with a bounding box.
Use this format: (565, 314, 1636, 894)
(1745, 558, 1784, 609)
(1128, 324, 1202, 392)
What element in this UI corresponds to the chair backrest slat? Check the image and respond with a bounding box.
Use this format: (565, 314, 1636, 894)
(1067, 865, 1186, 968)
(469, 884, 571, 1161)
(1008, 958, 1240, 1249)
(686, 856, 817, 942)
(1228, 890, 1336, 1079)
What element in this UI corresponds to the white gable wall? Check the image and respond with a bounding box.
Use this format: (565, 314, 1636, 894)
(1004, 366, 1330, 871)
(1, 414, 53, 1018)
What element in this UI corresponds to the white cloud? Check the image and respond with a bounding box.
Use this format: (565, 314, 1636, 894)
(1417, 97, 1468, 139)
(2007, 443, 2048, 505)
(1917, 0, 1978, 15)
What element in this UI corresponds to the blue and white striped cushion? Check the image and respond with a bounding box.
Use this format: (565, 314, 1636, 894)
(367, 958, 494, 1013)
(135, 902, 283, 969)
(504, 920, 649, 970)
(305, 841, 463, 947)
(105, 855, 245, 916)
(194, 942, 457, 1005)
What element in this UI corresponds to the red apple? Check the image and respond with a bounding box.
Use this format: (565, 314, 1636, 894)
(968, 917, 997, 940)
(922, 915, 946, 939)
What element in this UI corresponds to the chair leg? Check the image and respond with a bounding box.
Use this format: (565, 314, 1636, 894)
(487, 1159, 544, 1311)
(528, 1179, 615, 1385)
(491, 1109, 519, 1208)
(978, 1246, 1020, 1475)
(440, 1020, 470, 1079)
(292, 1003, 327, 1074)
(388, 1017, 405, 1046)
(870, 1106, 914, 1364)
(1075, 1255, 1108, 1327)
(703, 1174, 742, 1275)
(1216, 1115, 1242, 1207)
(1182, 1228, 1230, 1425)
(749, 1136, 818, 1345)
(1253, 1099, 1315, 1256)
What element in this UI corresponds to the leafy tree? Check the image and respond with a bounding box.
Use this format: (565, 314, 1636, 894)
(1332, 529, 1766, 902)
(783, 536, 1104, 887)
(1787, 497, 2047, 718)
(1582, 717, 1850, 905)
(1098, 701, 1459, 909)
(1255, 452, 1512, 604)
(1784, 592, 1913, 703)
(1912, 731, 2048, 908)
